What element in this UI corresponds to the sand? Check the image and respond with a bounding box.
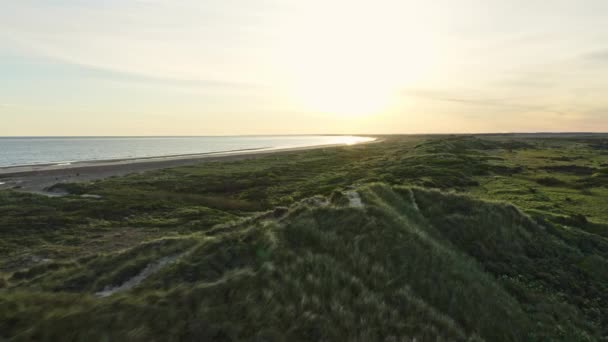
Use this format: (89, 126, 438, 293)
(0, 141, 376, 194)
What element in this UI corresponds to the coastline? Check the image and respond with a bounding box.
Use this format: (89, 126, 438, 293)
(0, 138, 378, 194)
(0, 146, 273, 172)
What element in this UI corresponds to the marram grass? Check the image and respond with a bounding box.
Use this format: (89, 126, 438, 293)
(2, 135, 608, 341)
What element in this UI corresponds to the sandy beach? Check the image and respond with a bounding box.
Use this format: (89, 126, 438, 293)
(0, 140, 376, 194)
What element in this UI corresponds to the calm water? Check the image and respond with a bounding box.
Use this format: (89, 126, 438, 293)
(0, 136, 374, 168)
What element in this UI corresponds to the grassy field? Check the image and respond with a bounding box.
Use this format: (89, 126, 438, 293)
(1, 134, 608, 340)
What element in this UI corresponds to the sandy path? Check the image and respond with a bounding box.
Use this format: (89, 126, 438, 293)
(345, 190, 364, 208)
(95, 254, 180, 298)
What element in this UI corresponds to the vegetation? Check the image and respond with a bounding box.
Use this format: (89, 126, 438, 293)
(1, 134, 608, 340)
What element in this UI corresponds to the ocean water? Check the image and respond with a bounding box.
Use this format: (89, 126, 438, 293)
(0, 136, 374, 168)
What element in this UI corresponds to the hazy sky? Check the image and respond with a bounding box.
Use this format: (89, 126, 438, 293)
(2, 0, 608, 135)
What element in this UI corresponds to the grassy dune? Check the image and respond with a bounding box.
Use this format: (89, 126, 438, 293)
(1, 135, 608, 340)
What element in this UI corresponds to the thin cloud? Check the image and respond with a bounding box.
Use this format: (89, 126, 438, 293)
(438, 98, 567, 116)
(404, 89, 568, 116)
(583, 49, 608, 62)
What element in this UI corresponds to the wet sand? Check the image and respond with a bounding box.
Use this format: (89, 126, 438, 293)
(0, 141, 376, 194)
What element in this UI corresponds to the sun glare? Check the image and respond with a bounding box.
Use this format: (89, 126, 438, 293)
(293, 71, 399, 117)
(278, 1, 437, 117)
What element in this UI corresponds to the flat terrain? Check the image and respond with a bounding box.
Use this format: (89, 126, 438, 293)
(1, 134, 608, 341)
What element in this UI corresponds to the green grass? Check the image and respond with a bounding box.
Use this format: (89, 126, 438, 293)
(1, 134, 608, 340)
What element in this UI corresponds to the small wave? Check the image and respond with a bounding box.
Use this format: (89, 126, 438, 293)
(0, 182, 5, 185)
(54, 162, 72, 166)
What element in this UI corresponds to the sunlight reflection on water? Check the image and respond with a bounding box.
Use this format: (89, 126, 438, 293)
(329, 136, 376, 146)
(0, 136, 376, 167)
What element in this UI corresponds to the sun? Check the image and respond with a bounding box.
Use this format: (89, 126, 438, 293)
(292, 68, 399, 117)
(276, 1, 437, 117)
(285, 46, 407, 117)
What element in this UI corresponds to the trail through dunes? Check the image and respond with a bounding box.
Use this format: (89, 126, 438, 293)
(344, 189, 364, 208)
(95, 254, 181, 298)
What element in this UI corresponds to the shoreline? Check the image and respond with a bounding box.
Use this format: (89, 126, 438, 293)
(0, 139, 378, 194)
(0, 146, 274, 173)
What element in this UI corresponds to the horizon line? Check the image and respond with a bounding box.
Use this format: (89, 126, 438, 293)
(1, 132, 608, 138)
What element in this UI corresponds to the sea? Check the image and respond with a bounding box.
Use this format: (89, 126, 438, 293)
(0, 135, 374, 168)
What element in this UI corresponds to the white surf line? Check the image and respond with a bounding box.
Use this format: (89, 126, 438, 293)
(95, 254, 180, 298)
(345, 190, 364, 208)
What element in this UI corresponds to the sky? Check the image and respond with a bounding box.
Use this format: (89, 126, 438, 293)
(1, 0, 608, 135)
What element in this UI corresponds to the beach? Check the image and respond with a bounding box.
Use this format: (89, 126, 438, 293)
(0, 140, 376, 194)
